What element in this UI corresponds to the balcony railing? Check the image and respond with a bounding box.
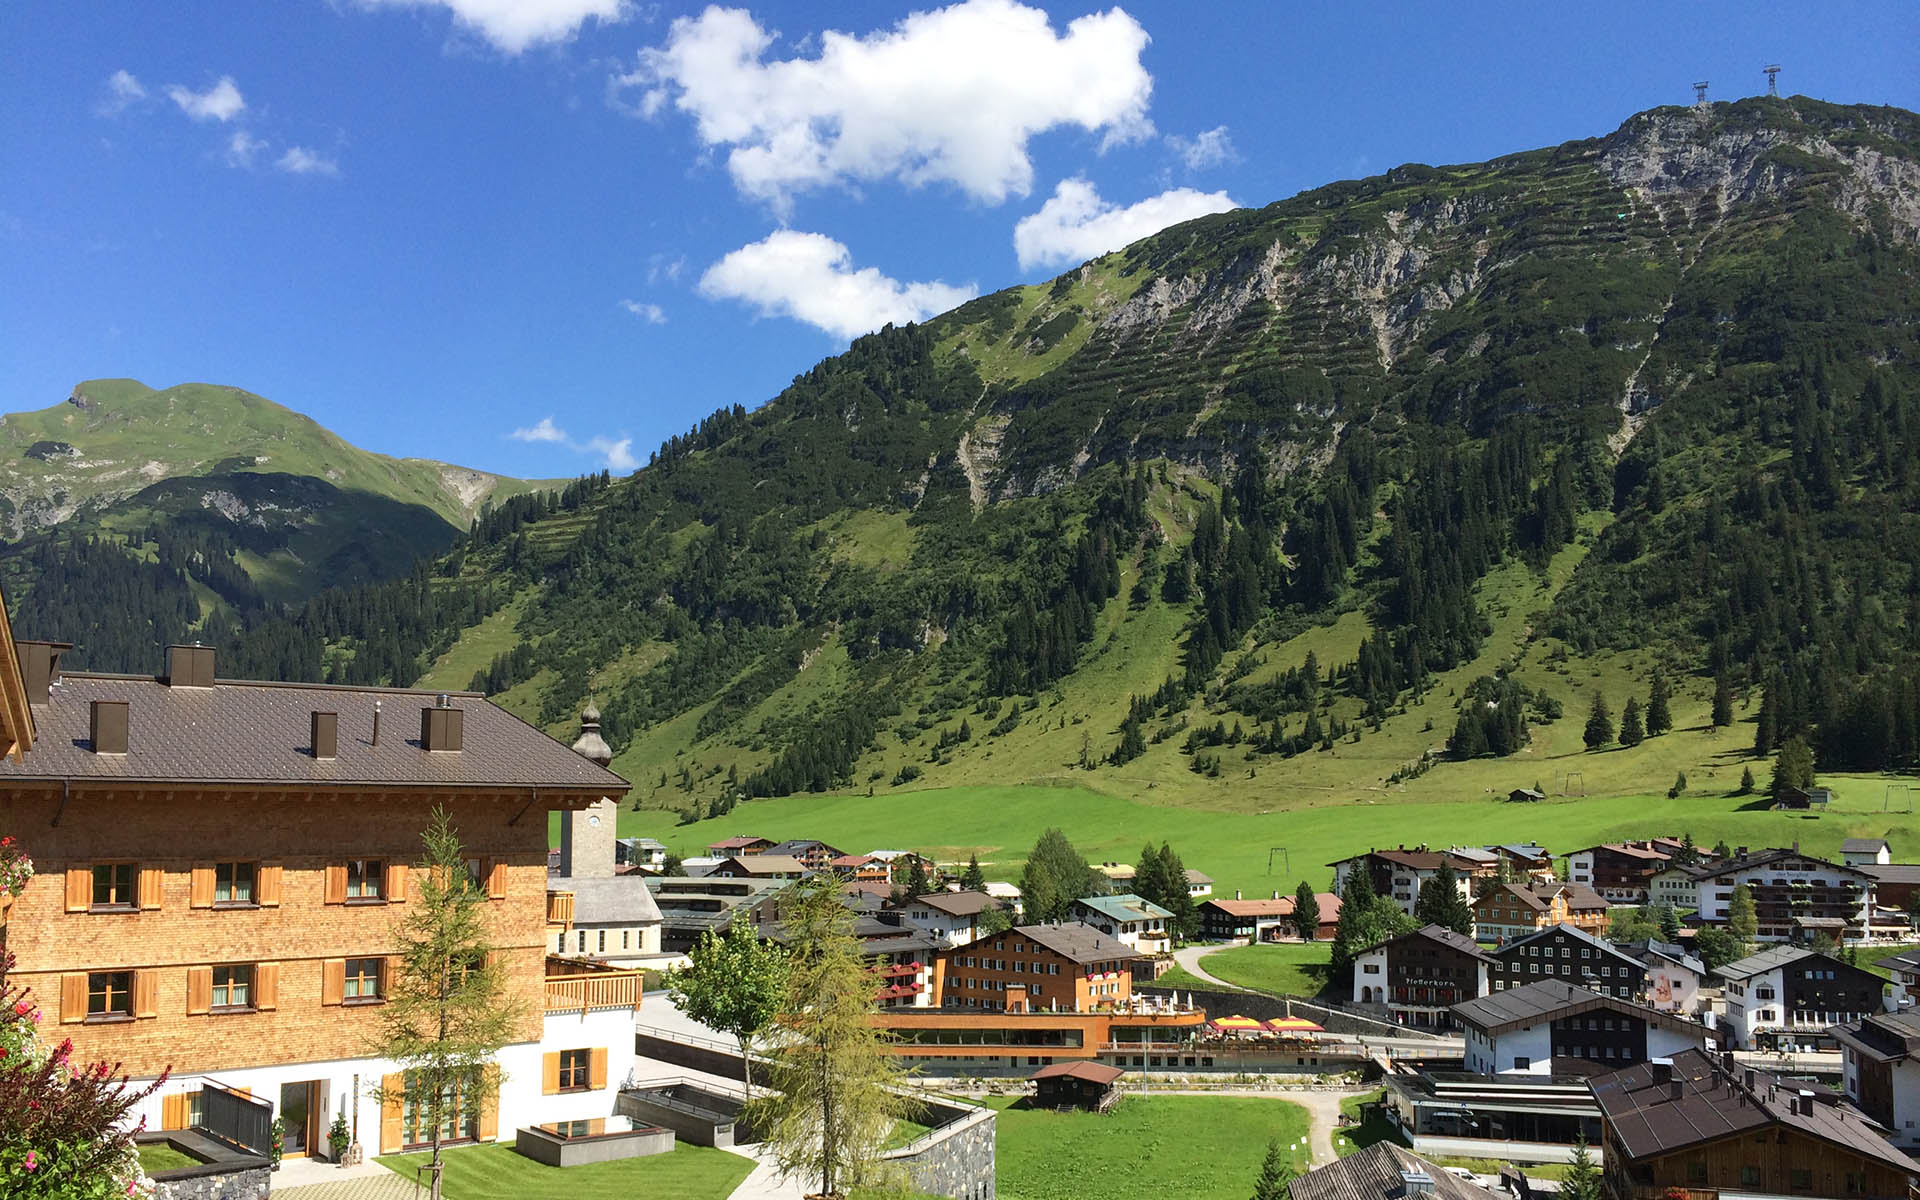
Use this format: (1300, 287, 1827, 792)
(544, 969, 642, 1014)
(546, 890, 575, 927)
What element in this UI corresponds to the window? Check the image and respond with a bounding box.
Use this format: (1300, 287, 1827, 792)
(212, 965, 252, 1010)
(463, 857, 485, 890)
(597, 930, 606, 954)
(1790, 1169, 1812, 1189)
(344, 958, 383, 1002)
(1740, 1167, 1762, 1187)
(401, 1071, 478, 1148)
(1512, 1056, 1530, 1070)
(1687, 1162, 1709, 1184)
(577, 930, 587, 953)
(558, 1049, 590, 1091)
(346, 859, 384, 900)
(88, 971, 133, 1019)
(215, 861, 256, 905)
(92, 863, 136, 910)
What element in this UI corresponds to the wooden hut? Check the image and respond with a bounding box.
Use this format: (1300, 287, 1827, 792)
(1030, 1061, 1124, 1112)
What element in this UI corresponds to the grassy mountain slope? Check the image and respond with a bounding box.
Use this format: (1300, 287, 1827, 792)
(81, 100, 1920, 834)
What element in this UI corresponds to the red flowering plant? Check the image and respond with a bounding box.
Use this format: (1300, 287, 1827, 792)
(0, 949, 167, 1197)
(0, 835, 30, 900)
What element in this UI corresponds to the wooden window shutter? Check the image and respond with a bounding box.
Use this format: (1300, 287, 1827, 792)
(589, 1047, 608, 1090)
(186, 966, 213, 1015)
(257, 863, 283, 907)
(161, 1092, 189, 1131)
(255, 962, 279, 1011)
(477, 1082, 498, 1141)
(487, 859, 507, 900)
(60, 974, 87, 1023)
(542, 1051, 561, 1095)
(385, 862, 409, 903)
(385, 956, 403, 997)
(323, 864, 347, 905)
(134, 969, 158, 1019)
(321, 959, 345, 1006)
(138, 866, 164, 911)
(380, 1074, 405, 1155)
(190, 864, 216, 909)
(66, 866, 91, 912)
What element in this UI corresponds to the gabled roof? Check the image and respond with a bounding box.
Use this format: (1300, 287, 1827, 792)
(1877, 947, 1920, 974)
(1474, 882, 1608, 913)
(1030, 1061, 1124, 1085)
(1074, 893, 1173, 923)
(1565, 842, 1673, 861)
(1843, 838, 1892, 854)
(1493, 922, 1640, 967)
(1184, 868, 1214, 885)
(1714, 944, 1832, 981)
(912, 890, 1000, 917)
(1361, 924, 1497, 964)
(716, 854, 808, 876)
(1865, 864, 1920, 885)
(1203, 894, 1341, 920)
(1453, 979, 1716, 1042)
(766, 839, 844, 858)
(564, 876, 664, 926)
(1288, 1141, 1503, 1200)
(2, 673, 630, 792)
(1831, 1010, 1920, 1064)
(1616, 939, 1707, 976)
(708, 835, 772, 850)
(999, 922, 1142, 965)
(1590, 1049, 1914, 1174)
(1690, 846, 1868, 881)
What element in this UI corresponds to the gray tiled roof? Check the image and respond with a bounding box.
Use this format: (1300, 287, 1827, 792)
(1003, 922, 1143, 964)
(1453, 979, 1714, 1041)
(1288, 1142, 1502, 1200)
(6, 673, 628, 791)
(562, 876, 663, 926)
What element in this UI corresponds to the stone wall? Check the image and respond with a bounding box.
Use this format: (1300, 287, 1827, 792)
(1137, 985, 1434, 1038)
(882, 1099, 995, 1200)
(150, 1164, 271, 1200)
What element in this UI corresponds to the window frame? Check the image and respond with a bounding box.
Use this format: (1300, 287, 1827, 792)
(87, 970, 135, 1021)
(211, 964, 254, 1012)
(91, 862, 138, 911)
(214, 861, 258, 907)
(343, 957, 384, 1003)
(345, 858, 385, 902)
(557, 1048, 591, 1092)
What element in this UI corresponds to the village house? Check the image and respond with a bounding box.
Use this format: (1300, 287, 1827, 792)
(1470, 881, 1609, 943)
(1329, 847, 1491, 918)
(1071, 894, 1172, 954)
(1832, 1009, 1920, 1151)
(705, 853, 808, 881)
(933, 922, 1140, 1013)
(1198, 892, 1340, 942)
(828, 853, 892, 885)
(0, 640, 642, 1159)
(1615, 939, 1707, 1015)
(1182, 869, 1213, 898)
(705, 835, 773, 857)
(1351, 925, 1494, 1030)
(642, 874, 784, 953)
(1716, 945, 1885, 1051)
(899, 889, 1003, 948)
(1844, 838, 1895, 867)
(1456, 980, 1717, 1077)
(1563, 839, 1683, 903)
(1591, 1050, 1918, 1200)
(1288, 1142, 1505, 1200)
(762, 839, 845, 873)
(1488, 924, 1646, 1001)
(1879, 947, 1920, 1010)
(1687, 846, 1882, 943)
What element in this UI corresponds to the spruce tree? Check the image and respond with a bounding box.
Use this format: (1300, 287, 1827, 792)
(1292, 881, 1320, 942)
(1619, 697, 1645, 747)
(1645, 673, 1673, 736)
(1250, 1138, 1294, 1200)
(1728, 883, 1759, 949)
(1712, 672, 1735, 729)
(960, 855, 986, 892)
(1560, 1135, 1602, 1200)
(1738, 766, 1755, 794)
(1157, 843, 1199, 940)
(902, 856, 933, 902)
(1134, 842, 1167, 906)
(1413, 862, 1474, 935)
(1657, 902, 1683, 943)
(1771, 736, 1815, 799)
(1584, 692, 1614, 750)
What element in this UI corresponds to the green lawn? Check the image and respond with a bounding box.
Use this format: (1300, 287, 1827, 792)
(990, 1094, 1310, 1200)
(1196, 943, 1335, 998)
(1335, 1090, 1399, 1156)
(1862, 943, 1918, 980)
(376, 1141, 753, 1200)
(135, 1143, 201, 1173)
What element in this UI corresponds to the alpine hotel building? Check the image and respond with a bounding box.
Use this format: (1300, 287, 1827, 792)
(0, 637, 640, 1160)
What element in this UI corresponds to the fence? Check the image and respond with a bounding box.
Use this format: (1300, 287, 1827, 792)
(200, 1081, 273, 1156)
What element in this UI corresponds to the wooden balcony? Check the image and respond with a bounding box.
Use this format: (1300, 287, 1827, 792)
(546, 890, 575, 927)
(544, 969, 643, 1014)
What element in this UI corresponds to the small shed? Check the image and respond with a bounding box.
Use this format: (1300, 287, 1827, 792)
(1773, 787, 1814, 811)
(1507, 788, 1546, 803)
(1031, 1062, 1124, 1112)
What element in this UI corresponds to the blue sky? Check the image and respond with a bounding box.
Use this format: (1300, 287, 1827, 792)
(4, 1, 1915, 479)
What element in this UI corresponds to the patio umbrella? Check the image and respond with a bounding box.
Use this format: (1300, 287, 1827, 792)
(1209, 1015, 1264, 1034)
(1265, 1017, 1325, 1033)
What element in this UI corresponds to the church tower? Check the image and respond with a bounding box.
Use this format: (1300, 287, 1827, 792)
(558, 701, 618, 878)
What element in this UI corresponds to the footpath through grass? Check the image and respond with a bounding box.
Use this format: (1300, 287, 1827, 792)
(376, 1141, 752, 1200)
(1199, 943, 1336, 998)
(991, 1094, 1310, 1200)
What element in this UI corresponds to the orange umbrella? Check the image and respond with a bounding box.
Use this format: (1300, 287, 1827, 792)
(1265, 1017, 1325, 1033)
(1209, 1015, 1264, 1033)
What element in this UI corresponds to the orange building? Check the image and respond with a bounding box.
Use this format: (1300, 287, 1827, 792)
(0, 643, 639, 1160)
(933, 921, 1140, 1012)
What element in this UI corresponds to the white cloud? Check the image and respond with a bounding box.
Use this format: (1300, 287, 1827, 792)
(167, 76, 247, 122)
(276, 146, 341, 176)
(227, 130, 267, 168)
(510, 417, 636, 471)
(619, 299, 667, 324)
(626, 0, 1154, 208)
(358, 0, 627, 54)
(1166, 125, 1237, 171)
(646, 252, 686, 285)
(698, 230, 975, 341)
(1013, 178, 1237, 271)
(98, 70, 147, 116)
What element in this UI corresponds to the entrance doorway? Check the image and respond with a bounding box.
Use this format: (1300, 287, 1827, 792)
(279, 1081, 320, 1157)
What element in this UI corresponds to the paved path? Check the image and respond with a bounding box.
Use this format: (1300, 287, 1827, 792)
(1170, 943, 1243, 990)
(273, 1171, 419, 1200)
(722, 1143, 812, 1200)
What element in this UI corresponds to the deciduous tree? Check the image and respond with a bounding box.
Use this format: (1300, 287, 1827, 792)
(668, 920, 785, 1099)
(1018, 829, 1101, 923)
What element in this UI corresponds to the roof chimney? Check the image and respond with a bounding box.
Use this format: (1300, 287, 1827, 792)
(166, 644, 215, 688)
(1745, 1069, 1755, 1090)
(1669, 1079, 1683, 1100)
(311, 711, 337, 760)
(17, 641, 69, 704)
(1650, 1060, 1673, 1084)
(421, 703, 463, 752)
(90, 700, 128, 755)
(1235, 889, 1242, 901)
(1400, 1170, 1435, 1197)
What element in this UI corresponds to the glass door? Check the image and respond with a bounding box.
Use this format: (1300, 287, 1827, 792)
(279, 1081, 314, 1157)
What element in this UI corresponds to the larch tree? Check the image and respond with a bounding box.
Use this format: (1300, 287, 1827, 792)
(748, 877, 906, 1199)
(371, 807, 526, 1200)
(668, 919, 785, 1099)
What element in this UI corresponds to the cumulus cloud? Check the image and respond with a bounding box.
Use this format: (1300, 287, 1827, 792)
(276, 146, 341, 176)
(1013, 178, 1237, 271)
(625, 0, 1154, 208)
(357, 0, 627, 54)
(619, 299, 667, 324)
(699, 230, 975, 341)
(227, 130, 267, 168)
(167, 76, 247, 122)
(98, 70, 147, 116)
(510, 417, 637, 471)
(1166, 125, 1237, 171)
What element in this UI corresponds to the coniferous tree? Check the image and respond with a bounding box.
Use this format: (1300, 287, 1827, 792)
(1156, 842, 1199, 940)
(1250, 1138, 1294, 1200)
(1560, 1135, 1602, 1200)
(1584, 693, 1614, 750)
(1657, 902, 1683, 943)
(1770, 736, 1816, 800)
(1292, 881, 1321, 942)
(1414, 863, 1474, 935)
(902, 856, 933, 902)
(1738, 766, 1756, 794)
(960, 855, 987, 892)
(1134, 843, 1167, 907)
(1619, 697, 1645, 747)
(1728, 884, 1759, 949)
(1713, 672, 1735, 729)
(1645, 674, 1673, 737)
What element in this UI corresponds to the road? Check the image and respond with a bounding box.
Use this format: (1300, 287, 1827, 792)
(1170, 942, 1243, 989)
